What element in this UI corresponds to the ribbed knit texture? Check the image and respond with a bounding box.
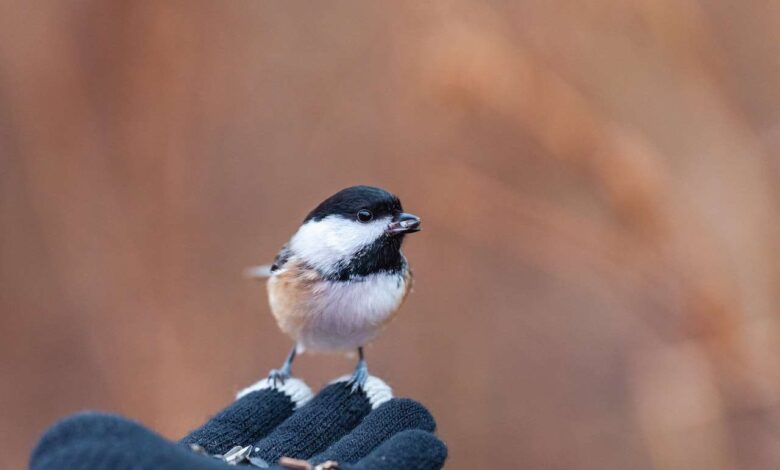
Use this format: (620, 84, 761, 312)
(343, 429, 448, 470)
(30, 378, 447, 470)
(34, 439, 136, 470)
(31, 412, 136, 465)
(310, 398, 436, 465)
(180, 387, 296, 454)
(250, 381, 372, 463)
(31, 413, 229, 470)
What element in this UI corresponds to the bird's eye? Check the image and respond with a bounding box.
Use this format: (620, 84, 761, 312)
(357, 209, 373, 223)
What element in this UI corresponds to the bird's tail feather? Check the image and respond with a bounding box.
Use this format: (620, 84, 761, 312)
(244, 264, 273, 279)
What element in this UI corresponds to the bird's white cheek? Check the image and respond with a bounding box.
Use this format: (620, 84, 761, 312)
(290, 216, 388, 273)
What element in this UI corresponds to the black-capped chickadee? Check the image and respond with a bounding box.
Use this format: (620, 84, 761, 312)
(247, 186, 421, 391)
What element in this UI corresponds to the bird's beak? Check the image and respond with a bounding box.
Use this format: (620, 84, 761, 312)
(386, 212, 421, 235)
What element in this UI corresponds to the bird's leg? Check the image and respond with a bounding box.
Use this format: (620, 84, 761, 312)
(347, 346, 369, 392)
(268, 344, 297, 387)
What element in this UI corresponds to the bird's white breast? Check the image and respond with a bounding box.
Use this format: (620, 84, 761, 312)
(294, 271, 408, 353)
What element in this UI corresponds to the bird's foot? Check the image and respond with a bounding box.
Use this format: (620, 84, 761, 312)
(347, 360, 369, 393)
(267, 367, 291, 388)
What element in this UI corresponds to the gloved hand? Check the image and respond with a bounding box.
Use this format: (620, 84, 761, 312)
(30, 375, 447, 470)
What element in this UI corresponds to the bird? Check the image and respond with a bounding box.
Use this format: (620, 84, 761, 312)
(247, 185, 422, 391)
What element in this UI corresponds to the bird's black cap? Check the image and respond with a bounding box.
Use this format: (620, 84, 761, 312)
(304, 186, 403, 223)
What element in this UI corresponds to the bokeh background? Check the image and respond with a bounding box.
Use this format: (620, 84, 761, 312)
(2, 1, 779, 469)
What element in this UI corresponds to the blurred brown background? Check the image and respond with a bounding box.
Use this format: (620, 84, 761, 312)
(1, 1, 779, 469)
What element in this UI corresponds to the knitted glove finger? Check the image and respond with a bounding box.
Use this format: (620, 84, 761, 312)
(32, 414, 230, 470)
(309, 398, 436, 466)
(250, 376, 391, 465)
(344, 429, 447, 470)
(181, 377, 312, 455)
(31, 412, 141, 466)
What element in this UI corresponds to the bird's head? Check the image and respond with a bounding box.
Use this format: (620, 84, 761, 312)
(289, 186, 421, 279)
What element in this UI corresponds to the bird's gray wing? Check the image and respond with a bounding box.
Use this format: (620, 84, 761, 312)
(244, 244, 291, 279)
(270, 244, 292, 272)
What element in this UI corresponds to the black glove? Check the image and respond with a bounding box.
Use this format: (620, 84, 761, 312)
(30, 375, 447, 470)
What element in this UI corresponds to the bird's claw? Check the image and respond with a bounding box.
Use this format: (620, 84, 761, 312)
(268, 368, 290, 388)
(347, 361, 369, 393)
